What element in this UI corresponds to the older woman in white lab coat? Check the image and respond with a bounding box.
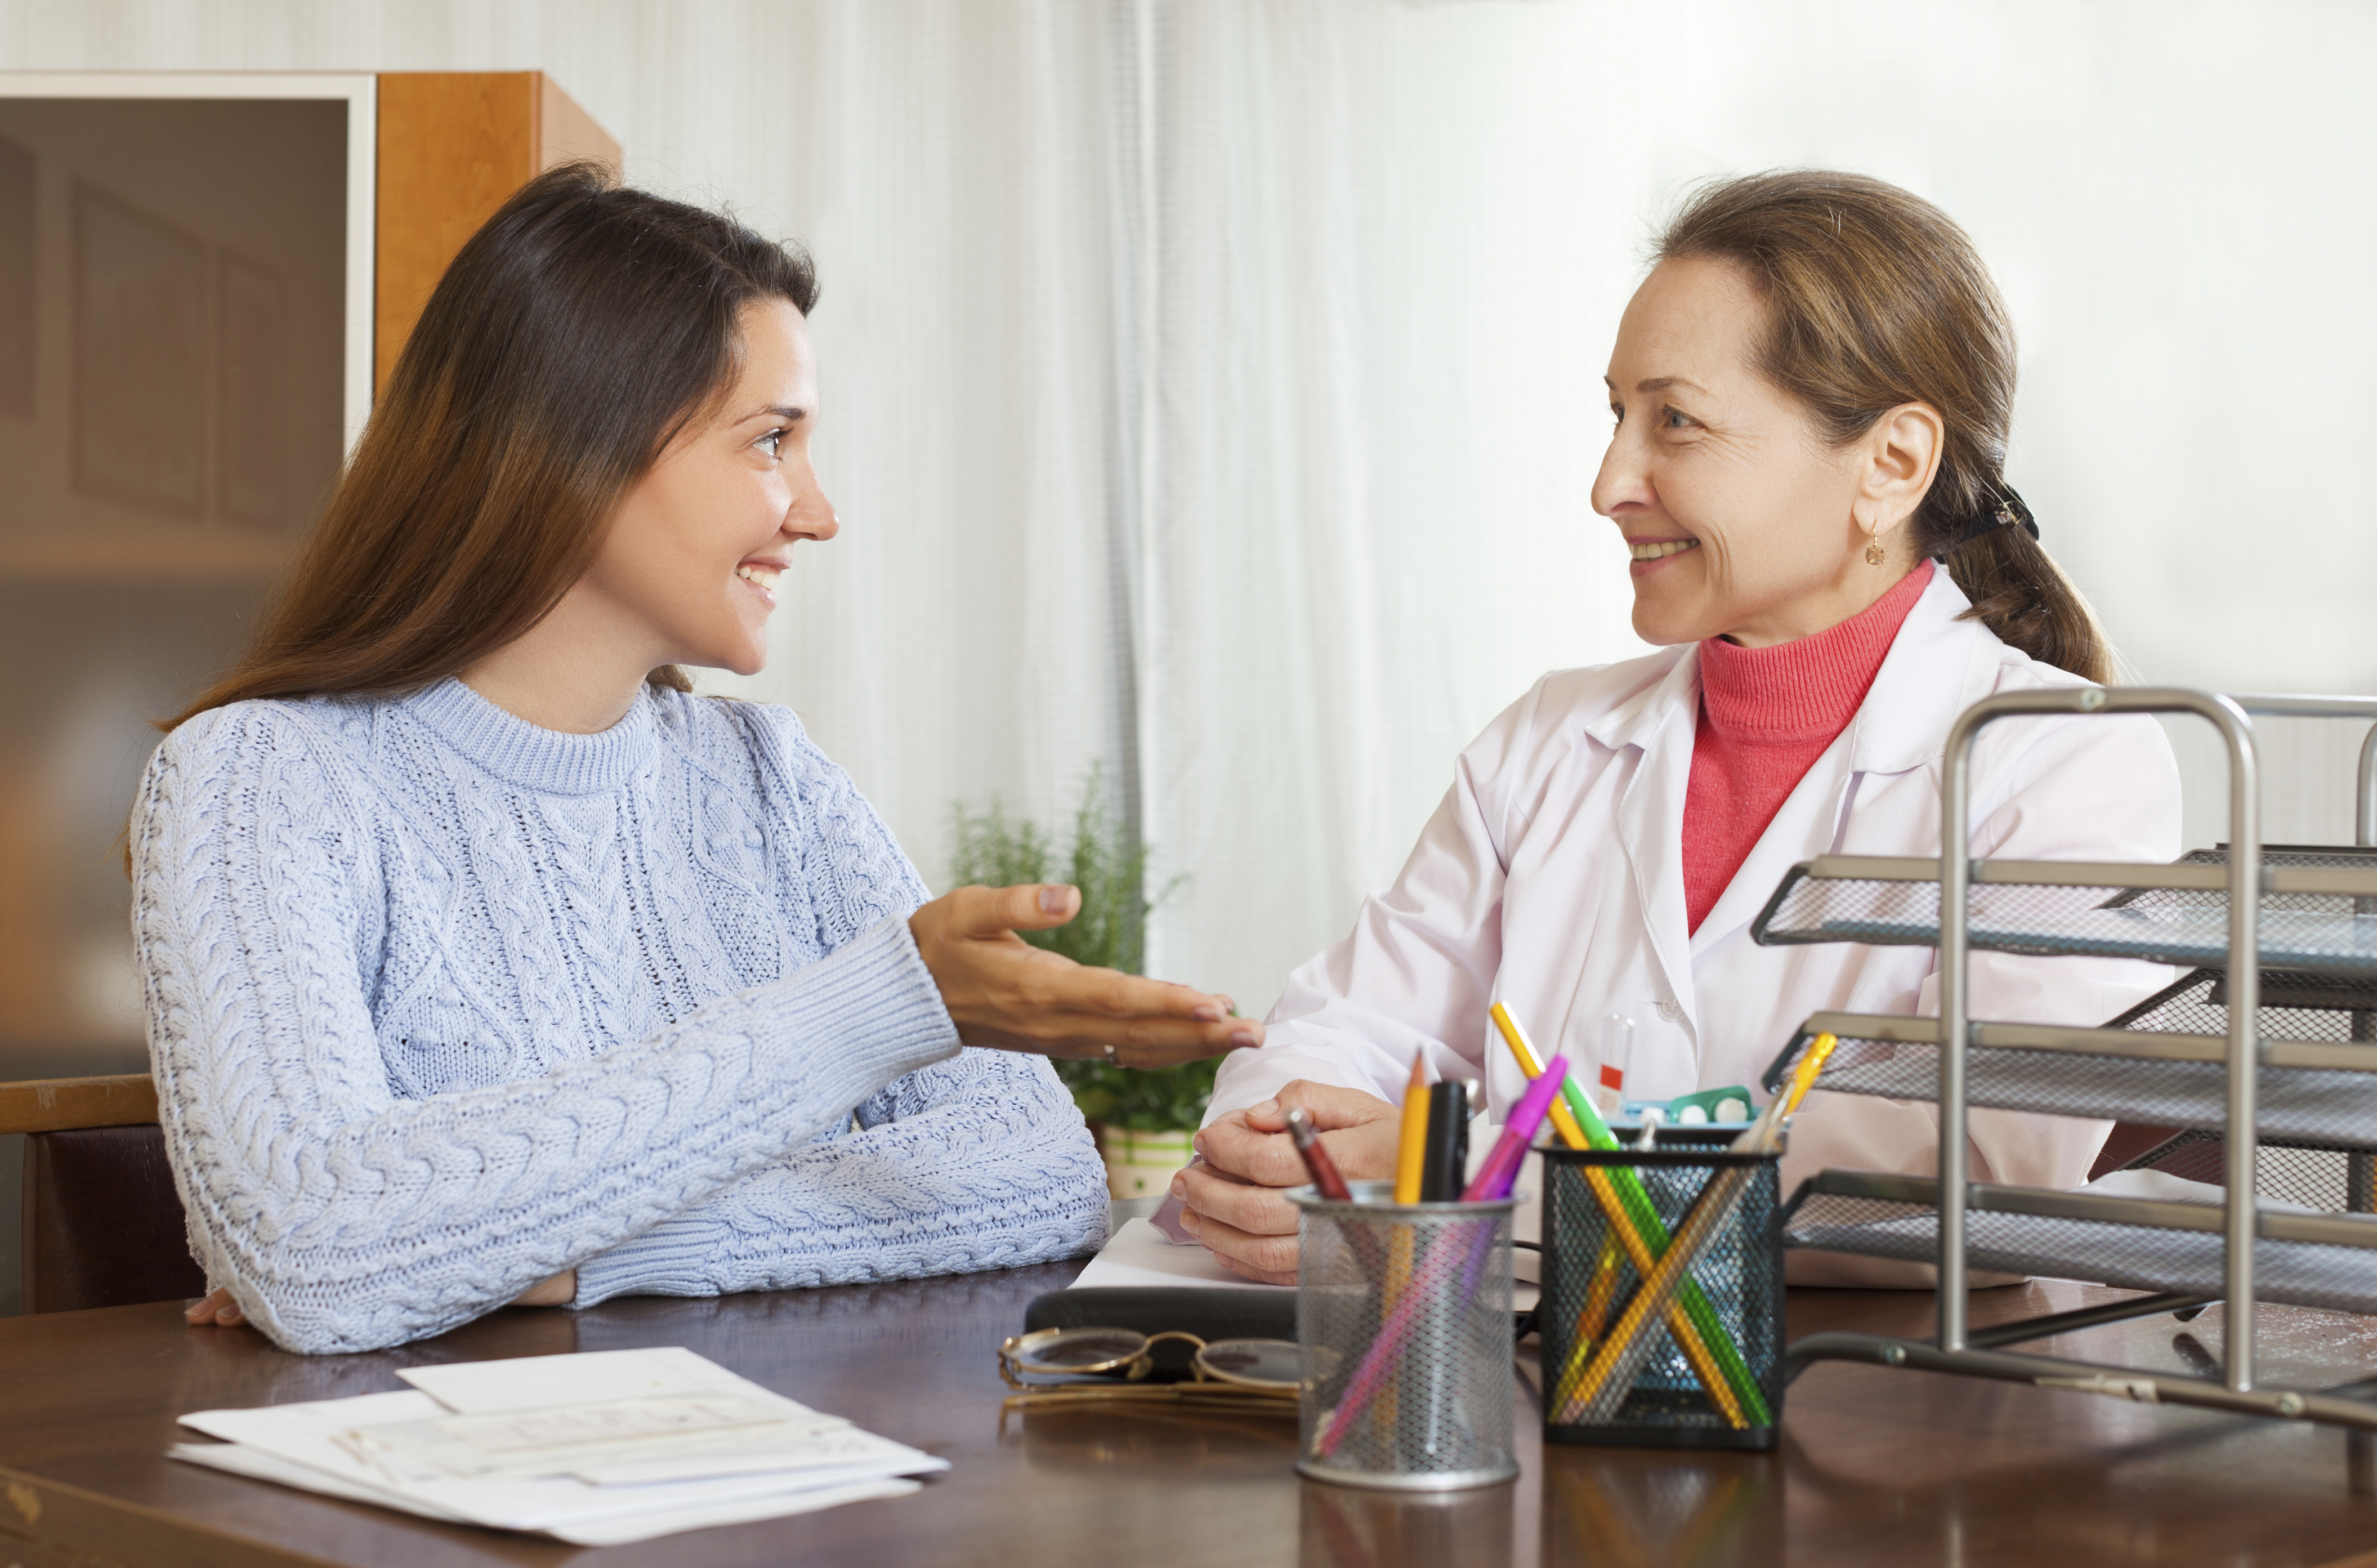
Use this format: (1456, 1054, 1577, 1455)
(1173, 170, 2180, 1285)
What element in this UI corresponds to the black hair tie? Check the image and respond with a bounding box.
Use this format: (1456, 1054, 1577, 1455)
(1952, 484, 2039, 547)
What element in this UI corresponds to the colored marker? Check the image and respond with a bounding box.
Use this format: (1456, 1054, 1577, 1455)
(1285, 1107, 1353, 1202)
(1490, 1003, 1767, 1428)
(1462, 1052, 1570, 1203)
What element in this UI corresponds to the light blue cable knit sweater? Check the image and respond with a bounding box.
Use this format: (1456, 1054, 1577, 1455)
(131, 676, 1110, 1355)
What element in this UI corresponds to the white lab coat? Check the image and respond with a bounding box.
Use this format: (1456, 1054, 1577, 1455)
(1209, 570, 2182, 1268)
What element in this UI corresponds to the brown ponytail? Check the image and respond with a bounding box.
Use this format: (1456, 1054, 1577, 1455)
(1656, 170, 2113, 685)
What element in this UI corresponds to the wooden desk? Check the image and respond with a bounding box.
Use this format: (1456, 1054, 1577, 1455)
(7, 1267, 2377, 1567)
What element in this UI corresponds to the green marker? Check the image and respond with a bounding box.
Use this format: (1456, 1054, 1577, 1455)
(1493, 1004, 1770, 1426)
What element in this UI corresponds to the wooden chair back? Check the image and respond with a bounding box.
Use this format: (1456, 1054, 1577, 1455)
(4, 1075, 204, 1313)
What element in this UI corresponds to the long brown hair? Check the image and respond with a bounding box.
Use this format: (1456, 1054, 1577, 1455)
(167, 163, 819, 729)
(1657, 170, 2112, 684)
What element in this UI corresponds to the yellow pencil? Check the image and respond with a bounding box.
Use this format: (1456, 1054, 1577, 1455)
(1393, 1051, 1429, 1204)
(1533, 1085, 1748, 1428)
(1556, 1033, 1839, 1424)
(1378, 1051, 1430, 1436)
(1494, 1002, 1763, 1428)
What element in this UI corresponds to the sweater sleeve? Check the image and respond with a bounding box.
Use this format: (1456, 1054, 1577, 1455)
(571, 1048, 1107, 1303)
(133, 703, 960, 1355)
(569, 699, 1107, 1303)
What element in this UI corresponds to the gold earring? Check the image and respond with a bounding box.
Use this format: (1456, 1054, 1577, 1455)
(1864, 529, 1887, 567)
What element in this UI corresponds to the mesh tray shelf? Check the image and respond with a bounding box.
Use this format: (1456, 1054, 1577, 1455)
(1754, 846, 2377, 977)
(1772, 968, 2377, 1151)
(2122, 965, 2377, 1031)
(1800, 1034, 2377, 1151)
(1785, 1173, 2377, 1318)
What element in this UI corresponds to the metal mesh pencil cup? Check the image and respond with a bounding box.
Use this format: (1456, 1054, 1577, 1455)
(1289, 1182, 1518, 1491)
(1540, 1132, 1785, 1450)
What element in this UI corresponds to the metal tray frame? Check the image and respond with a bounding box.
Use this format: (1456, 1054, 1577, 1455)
(1763, 688, 2377, 1429)
(1757, 1004, 2377, 1153)
(1749, 851, 2377, 974)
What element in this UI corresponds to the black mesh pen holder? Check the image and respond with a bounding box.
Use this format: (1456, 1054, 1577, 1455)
(1539, 1133, 1785, 1451)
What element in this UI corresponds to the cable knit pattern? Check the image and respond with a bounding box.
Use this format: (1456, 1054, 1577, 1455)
(132, 678, 1109, 1355)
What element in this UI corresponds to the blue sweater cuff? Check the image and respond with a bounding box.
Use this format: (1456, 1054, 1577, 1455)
(570, 915, 956, 1306)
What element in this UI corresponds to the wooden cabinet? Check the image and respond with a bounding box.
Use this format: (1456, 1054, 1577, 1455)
(0, 72, 616, 1068)
(376, 73, 620, 392)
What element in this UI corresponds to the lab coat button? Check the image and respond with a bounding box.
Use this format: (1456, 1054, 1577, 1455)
(1656, 994, 1684, 1022)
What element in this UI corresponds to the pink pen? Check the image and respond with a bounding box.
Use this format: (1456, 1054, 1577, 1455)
(1461, 1053, 1570, 1203)
(1317, 1052, 1575, 1458)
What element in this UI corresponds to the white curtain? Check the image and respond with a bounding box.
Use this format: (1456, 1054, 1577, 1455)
(702, 1, 1637, 1011)
(1101, 0, 2377, 999)
(704, 3, 1146, 906)
(1130, 3, 1630, 998)
(8, 0, 2377, 1015)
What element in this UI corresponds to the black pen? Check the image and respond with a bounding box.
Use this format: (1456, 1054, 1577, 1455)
(1419, 1080, 1467, 1202)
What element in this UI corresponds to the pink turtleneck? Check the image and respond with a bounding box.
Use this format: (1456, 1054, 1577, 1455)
(1684, 559, 1934, 935)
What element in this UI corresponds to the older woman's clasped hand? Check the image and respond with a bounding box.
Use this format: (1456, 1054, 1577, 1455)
(1174, 1082, 1400, 1283)
(910, 883, 1260, 1066)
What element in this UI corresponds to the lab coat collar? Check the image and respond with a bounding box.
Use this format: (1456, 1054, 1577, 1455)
(1844, 566, 1999, 776)
(1602, 649, 1703, 1046)
(1578, 568, 1994, 771)
(1580, 645, 1695, 757)
(1589, 568, 2004, 1002)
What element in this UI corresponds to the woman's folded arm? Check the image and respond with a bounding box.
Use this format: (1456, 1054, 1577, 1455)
(572, 1049, 1107, 1304)
(134, 704, 959, 1355)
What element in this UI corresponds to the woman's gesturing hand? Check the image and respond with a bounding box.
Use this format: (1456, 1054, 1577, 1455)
(911, 884, 1259, 1067)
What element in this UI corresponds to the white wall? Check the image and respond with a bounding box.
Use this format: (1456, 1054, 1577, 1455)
(5, 0, 2373, 1015)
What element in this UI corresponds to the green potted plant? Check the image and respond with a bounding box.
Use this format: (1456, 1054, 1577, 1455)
(948, 765, 1222, 1199)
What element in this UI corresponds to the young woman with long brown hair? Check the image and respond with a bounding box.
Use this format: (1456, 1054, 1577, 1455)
(140, 165, 1257, 1354)
(1173, 169, 2180, 1286)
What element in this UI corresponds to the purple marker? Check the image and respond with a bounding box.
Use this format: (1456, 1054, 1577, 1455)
(1317, 1056, 1571, 1458)
(1462, 1052, 1570, 1202)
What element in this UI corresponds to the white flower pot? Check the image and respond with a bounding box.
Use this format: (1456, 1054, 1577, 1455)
(1100, 1127, 1196, 1201)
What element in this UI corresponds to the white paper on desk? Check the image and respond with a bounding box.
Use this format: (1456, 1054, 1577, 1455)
(370, 1349, 855, 1482)
(1077, 1218, 1540, 1311)
(544, 1477, 923, 1546)
(169, 1440, 921, 1547)
(171, 1437, 476, 1524)
(399, 1346, 821, 1416)
(571, 1427, 937, 1486)
(1069, 1218, 1285, 1291)
(354, 1400, 854, 1481)
(180, 1384, 946, 1533)
(185, 1391, 841, 1529)
(427, 1393, 781, 1451)
(354, 1415, 840, 1482)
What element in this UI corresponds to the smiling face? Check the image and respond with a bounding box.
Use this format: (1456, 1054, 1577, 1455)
(1593, 255, 1934, 649)
(574, 297, 837, 678)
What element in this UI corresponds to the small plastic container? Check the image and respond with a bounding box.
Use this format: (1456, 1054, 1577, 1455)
(1290, 1182, 1519, 1491)
(1539, 1130, 1785, 1450)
